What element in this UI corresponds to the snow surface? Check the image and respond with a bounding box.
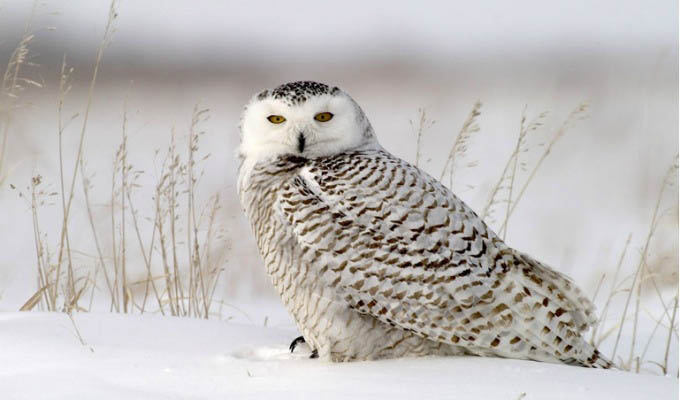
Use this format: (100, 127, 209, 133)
(0, 312, 676, 400)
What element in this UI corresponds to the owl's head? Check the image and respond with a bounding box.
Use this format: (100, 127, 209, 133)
(238, 81, 378, 161)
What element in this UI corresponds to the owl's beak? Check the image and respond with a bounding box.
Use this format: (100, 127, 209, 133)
(297, 132, 306, 153)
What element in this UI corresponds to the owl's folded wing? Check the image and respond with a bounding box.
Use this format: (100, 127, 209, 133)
(276, 150, 608, 366)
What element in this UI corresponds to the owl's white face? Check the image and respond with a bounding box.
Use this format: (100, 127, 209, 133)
(239, 82, 377, 162)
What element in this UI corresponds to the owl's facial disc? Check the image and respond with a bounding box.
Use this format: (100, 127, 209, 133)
(239, 81, 377, 161)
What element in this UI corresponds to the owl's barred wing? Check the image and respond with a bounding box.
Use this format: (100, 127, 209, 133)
(277, 150, 608, 367)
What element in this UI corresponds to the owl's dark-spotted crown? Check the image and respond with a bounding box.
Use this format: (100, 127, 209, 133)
(257, 81, 341, 105)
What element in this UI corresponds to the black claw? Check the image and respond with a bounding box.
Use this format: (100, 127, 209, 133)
(289, 336, 306, 353)
(310, 349, 319, 359)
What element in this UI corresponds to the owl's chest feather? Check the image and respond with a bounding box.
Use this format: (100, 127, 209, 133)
(239, 156, 313, 285)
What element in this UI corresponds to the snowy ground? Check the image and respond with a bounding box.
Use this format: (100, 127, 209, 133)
(1, 311, 676, 400)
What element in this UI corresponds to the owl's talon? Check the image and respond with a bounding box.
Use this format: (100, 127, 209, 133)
(289, 336, 306, 353)
(310, 349, 319, 359)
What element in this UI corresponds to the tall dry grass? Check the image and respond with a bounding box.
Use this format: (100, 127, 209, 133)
(602, 158, 679, 374)
(1, 2, 46, 308)
(0, 2, 42, 188)
(13, 1, 228, 318)
(439, 101, 482, 189)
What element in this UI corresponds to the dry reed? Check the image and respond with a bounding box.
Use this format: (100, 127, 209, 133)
(439, 101, 482, 189)
(480, 107, 548, 224)
(410, 108, 434, 168)
(0, 2, 42, 187)
(497, 103, 588, 234)
(16, 1, 227, 319)
(609, 157, 678, 370)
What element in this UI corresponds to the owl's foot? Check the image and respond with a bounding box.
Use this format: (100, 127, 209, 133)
(289, 336, 306, 353)
(289, 336, 319, 358)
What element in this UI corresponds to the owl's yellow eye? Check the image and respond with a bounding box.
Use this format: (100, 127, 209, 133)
(267, 115, 286, 124)
(314, 112, 334, 122)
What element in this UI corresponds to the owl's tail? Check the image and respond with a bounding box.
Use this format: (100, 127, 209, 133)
(509, 250, 615, 369)
(570, 347, 614, 369)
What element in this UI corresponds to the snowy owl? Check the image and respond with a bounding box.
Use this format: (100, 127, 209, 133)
(237, 81, 611, 368)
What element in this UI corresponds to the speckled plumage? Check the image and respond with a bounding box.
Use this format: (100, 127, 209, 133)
(238, 81, 611, 367)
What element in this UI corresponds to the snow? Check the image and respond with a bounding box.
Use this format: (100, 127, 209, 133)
(1, 311, 676, 400)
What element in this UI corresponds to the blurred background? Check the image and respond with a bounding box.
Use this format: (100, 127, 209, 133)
(0, 0, 676, 318)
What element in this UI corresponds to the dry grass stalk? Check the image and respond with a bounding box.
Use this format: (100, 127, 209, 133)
(638, 294, 678, 370)
(591, 233, 632, 346)
(439, 101, 482, 188)
(628, 258, 649, 368)
(154, 147, 178, 316)
(30, 176, 52, 310)
(0, 2, 41, 187)
(28, 176, 50, 309)
(610, 157, 678, 366)
(409, 108, 434, 167)
(625, 159, 679, 369)
(497, 103, 588, 233)
(498, 107, 548, 238)
(480, 108, 548, 223)
(67, 313, 94, 353)
(125, 155, 164, 314)
(642, 263, 678, 326)
(148, 105, 225, 318)
(19, 283, 50, 311)
(186, 105, 218, 318)
(81, 161, 116, 309)
(107, 98, 132, 312)
(11, 175, 57, 310)
(201, 194, 226, 314)
(590, 273, 607, 306)
(169, 129, 185, 315)
(56, 57, 80, 313)
(169, 129, 184, 314)
(54, 0, 118, 313)
(121, 120, 129, 312)
(662, 295, 678, 374)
